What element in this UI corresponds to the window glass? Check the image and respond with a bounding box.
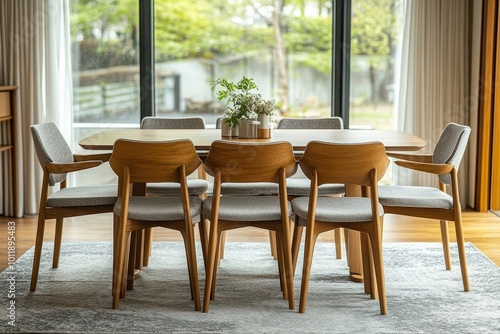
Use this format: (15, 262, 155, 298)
(350, 0, 402, 130)
(71, 0, 140, 125)
(154, 0, 333, 125)
(70, 0, 140, 186)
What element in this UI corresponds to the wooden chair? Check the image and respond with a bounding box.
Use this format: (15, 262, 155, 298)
(378, 122, 471, 292)
(139, 116, 209, 267)
(109, 139, 204, 310)
(278, 117, 345, 261)
(202, 141, 298, 312)
(292, 141, 389, 314)
(214, 117, 279, 262)
(30, 122, 117, 292)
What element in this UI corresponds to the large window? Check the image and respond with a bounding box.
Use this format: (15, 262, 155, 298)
(70, 1, 402, 130)
(153, 0, 333, 125)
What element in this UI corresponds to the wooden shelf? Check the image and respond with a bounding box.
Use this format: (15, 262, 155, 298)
(0, 86, 17, 217)
(0, 145, 13, 153)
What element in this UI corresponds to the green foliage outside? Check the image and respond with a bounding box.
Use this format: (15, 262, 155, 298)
(71, 1, 396, 69)
(70, 0, 399, 111)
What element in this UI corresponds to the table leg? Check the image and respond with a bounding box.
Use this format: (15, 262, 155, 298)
(345, 184, 363, 283)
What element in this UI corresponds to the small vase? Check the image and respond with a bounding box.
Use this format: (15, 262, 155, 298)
(239, 119, 260, 139)
(257, 114, 271, 139)
(221, 122, 239, 138)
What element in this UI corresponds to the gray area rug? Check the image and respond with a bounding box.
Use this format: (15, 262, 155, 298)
(0, 241, 499, 333)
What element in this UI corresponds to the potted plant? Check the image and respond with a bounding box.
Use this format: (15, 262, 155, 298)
(211, 76, 258, 137)
(254, 96, 277, 139)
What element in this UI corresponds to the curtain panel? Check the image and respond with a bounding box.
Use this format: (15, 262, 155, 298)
(394, 0, 477, 208)
(0, 0, 72, 217)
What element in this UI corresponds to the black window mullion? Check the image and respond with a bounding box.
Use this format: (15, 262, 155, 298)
(139, 0, 155, 121)
(332, 0, 351, 128)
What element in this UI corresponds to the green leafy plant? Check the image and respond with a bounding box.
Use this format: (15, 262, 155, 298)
(211, 76, 276, 127)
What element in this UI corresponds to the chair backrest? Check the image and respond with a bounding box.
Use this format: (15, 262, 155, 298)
(140, 116, 206, 129)
(109, 139, 202, 184)
(277, 117, 344, 129)
(432, 122, 471, 185)
(31, 123, 74, 186)
(299, 141, 389, 187)
(203, 141, 297, 183)
(215, 116, 223, 129)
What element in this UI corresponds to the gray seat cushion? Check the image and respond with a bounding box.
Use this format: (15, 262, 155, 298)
(114, 196, 203, 221)
(146, 179, 209, 196)
(291, 197, 384, 225)
(203, 196, 292, 221)
(287, 178, 345, 197)
(378, 185, 453, 209)
(46, 184, 117, 207)
(220, 182, 279, 196)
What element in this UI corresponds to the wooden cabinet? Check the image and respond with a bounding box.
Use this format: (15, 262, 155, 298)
(0, 86, 17, 217)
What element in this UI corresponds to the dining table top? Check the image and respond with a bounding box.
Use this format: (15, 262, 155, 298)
(78, 128, 427, 152)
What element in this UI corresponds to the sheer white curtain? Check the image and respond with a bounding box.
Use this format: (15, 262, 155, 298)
(394, 0, 472, 205)
(0, 0, 72, 217)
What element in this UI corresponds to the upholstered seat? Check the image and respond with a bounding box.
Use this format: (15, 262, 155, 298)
(292, 197, 383, 223)
(378, 186, 453, 209)
(46, 185, 117, 207)
(146, 179, 209, 196)
(114, 196, 203, 221)
(220, 182, 279, 196)
(286, 178, 345, 197)
(203, 196, 292, 221)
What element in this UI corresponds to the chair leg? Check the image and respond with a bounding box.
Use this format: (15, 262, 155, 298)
(279, 227, 295, 310)
(198, 216, 209, 271)
(142, 228, 153, 267)
(203, 222, 220, 312)
(183, 223, 201, 311)
(369, 224, 387, 315)
(454, 218, 470, 292)
(52, 218, 63, 268)
(291, 225, 303, 276)
(211, 232, 223, 300)
(181, 231, 195, 301)
(121, 233, 131, 299)
(219, 231, 226, 262)
(269, 231, 278, 260)
(113, 226, 129, 309)
(439, 220, 452, 270)
(30, 216, 47, 292)
(299, 229, 319, 313)
(275, 234, 287, 300)
(360, 232, 376, 298)
(127, 231, 138, 291)
(334, 228, 342, 259)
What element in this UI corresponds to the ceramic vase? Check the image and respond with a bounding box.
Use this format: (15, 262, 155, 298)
(257, 114, 271, 139)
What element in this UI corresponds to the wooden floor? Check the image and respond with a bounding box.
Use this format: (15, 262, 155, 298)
(1, 209, 499, 272)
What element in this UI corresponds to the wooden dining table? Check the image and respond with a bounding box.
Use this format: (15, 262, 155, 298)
(79, 128, 426, 283)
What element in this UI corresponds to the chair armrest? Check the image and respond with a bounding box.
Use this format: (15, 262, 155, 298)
(74, 150, 112, 162)
(46, 160, 103, 174)
(395, 160, 454, 175)
(386, 152, 433, 162)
